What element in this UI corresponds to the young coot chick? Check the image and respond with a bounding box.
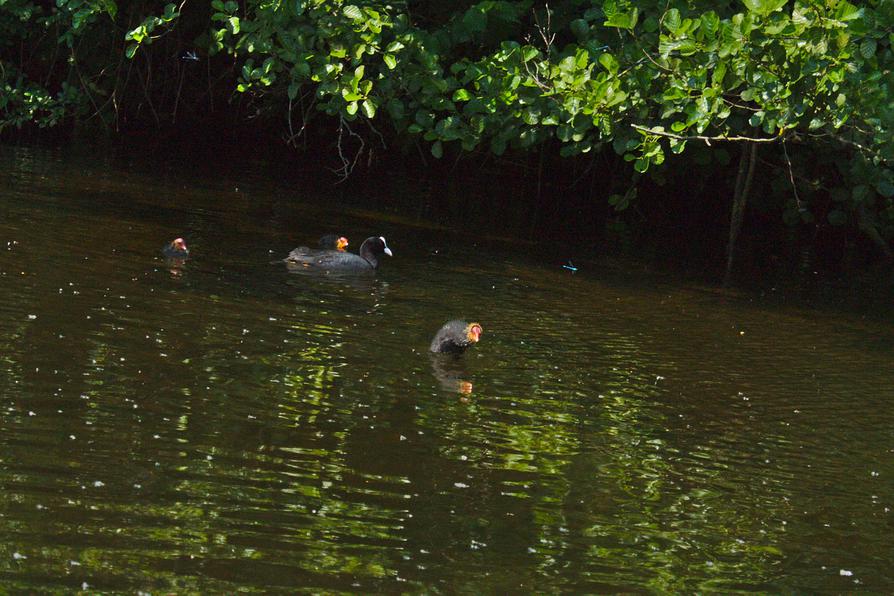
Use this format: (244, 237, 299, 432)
(287, 236, 392, 271)
(318, 234, 349, 251)
(430, 320, 483, 354)
(285, 234, 349, 262)
(162, 238, 189, 259)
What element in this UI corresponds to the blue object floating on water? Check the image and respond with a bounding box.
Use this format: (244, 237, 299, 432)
(562, 260, 578, 273)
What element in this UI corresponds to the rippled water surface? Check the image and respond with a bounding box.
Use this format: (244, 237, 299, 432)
(1, 146, 893, 593)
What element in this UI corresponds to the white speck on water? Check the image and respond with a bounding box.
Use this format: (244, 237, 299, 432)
(871, 471, 879, 477)
(400, 435, 407, 441)
(840, 569, 853, 576)
(27, 314, 36, 320)
(454, 482, 468, 489)
(69, 435, 76, 440)
(93, 481, 105, 488)
(13, 552, 26, 560)
(28, 411, 35, 417)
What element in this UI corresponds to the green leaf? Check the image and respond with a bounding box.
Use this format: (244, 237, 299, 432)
(521, 46, 539, 61)
(383, 54, 397, 70)
(663, 9, 681, 34)
(827, 210, 847, 226)
(876, 180, 894, 198)
(462, 6, 487, 34)
(227, 16, 239, 34)
(361, 98, 377, 118)
(570, 19, 589, 40)
(859, 39, 876, 59)
(431, 140, 443, 158)
(605, 7, 638, 30)
(125, 44, 138, 59)
(386, 41, 405, 53)
(701, 11, 720, 38)
(598, 53, 619, 74)
(345, 101, 358, 115)
(343, 5, 362, 20)
(452, 88, 471, 101)
(743, 0, 788, 18)
(852, 185, 870, 203)
(834, 1, 862, 22)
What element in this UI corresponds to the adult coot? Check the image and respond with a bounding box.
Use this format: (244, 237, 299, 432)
(430, 320, 483, 354)
(162, 238, 189, 259)
(287, 236, 392, 271)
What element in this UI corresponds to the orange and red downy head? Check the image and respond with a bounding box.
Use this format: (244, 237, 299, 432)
(466, 323, 483, 343)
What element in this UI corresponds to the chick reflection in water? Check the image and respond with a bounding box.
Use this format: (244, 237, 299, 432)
(429, 320, 483, 396)
(162, 237, 189, 277)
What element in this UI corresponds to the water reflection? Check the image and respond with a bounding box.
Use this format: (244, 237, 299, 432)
(1, 145, 893, 593)
(429, 353, 474, 396)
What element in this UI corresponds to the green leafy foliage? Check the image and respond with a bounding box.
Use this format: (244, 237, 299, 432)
(2, 0, 894, 247)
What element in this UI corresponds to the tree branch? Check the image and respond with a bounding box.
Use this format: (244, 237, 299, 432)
(631, 124, 781, 145)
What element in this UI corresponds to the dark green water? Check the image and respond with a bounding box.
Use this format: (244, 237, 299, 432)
(1, 146, 893, 593)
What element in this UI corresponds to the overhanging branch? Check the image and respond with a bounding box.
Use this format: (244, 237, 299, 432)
(631, 124, 781, 145)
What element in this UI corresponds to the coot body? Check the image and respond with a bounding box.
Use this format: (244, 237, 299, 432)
(287, 236, 392, 271)
(162, 238, 189, 259)
(430, 320, 483, 354)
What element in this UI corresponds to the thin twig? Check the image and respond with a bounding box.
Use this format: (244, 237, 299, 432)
(284, 90, 315, 146)
(523, 3, 557, 92)
(631, 123, 781, 145)
(365, 117, 386, 149)
(533, 3, 555, 52)
(331, 116, 365, 183)
(781, 139, 802, 208)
